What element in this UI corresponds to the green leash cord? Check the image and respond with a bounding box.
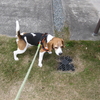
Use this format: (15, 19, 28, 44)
(14, 42, 41, 100)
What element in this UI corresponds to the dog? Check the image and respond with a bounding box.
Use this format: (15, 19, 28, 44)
(13, 21, 64, 67)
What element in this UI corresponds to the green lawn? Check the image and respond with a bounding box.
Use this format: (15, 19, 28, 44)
(0, 34, 100, 100)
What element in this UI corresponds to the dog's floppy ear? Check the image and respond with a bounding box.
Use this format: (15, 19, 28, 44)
(47, 41, 54, 52)
(61, 39, 65, 48)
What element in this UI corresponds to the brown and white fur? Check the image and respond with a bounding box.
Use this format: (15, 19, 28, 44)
(13, 21, 64, 67)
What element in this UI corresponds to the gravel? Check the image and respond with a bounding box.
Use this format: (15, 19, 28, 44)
(53, 0, 65, 31)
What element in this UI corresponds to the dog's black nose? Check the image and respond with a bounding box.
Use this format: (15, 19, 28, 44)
(59, 53, 62, 55)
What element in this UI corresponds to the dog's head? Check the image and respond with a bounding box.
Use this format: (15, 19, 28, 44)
(48, 37, 64, 56)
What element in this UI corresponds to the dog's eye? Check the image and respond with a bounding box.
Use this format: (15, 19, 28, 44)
(55, 47, 58, 49)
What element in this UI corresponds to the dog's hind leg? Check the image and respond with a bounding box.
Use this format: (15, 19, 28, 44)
(13, 37, 28, 61)
(13, 48, 27, 61)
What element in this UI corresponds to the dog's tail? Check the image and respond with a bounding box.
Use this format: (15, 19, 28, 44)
(16, 20, 21, 39)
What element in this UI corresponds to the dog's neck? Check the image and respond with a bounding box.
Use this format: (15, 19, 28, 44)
(47, 34, 54, 43)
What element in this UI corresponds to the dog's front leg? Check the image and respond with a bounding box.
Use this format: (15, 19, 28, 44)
(38, 50, 46, 67)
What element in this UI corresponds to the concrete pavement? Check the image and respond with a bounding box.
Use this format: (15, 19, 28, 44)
(0, 0, 54, 36)
(62, 0, 100, 40)
(89, 0, 100, 16)
(0, 0, 100, 40)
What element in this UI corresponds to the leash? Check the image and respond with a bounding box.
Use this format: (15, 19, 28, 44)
(14, 42, 41, 100)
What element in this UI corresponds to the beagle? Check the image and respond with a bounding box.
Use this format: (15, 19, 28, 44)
(13, 21, 64, 67)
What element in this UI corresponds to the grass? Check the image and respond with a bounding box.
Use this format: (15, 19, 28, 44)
(0, 33, 100, 100)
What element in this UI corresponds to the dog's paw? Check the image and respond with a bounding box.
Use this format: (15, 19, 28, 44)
(14, 57, 19, 61)
(48, 51, 52, 54)
(38, 63, 42, 67)
(13, 51, 19, 61)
